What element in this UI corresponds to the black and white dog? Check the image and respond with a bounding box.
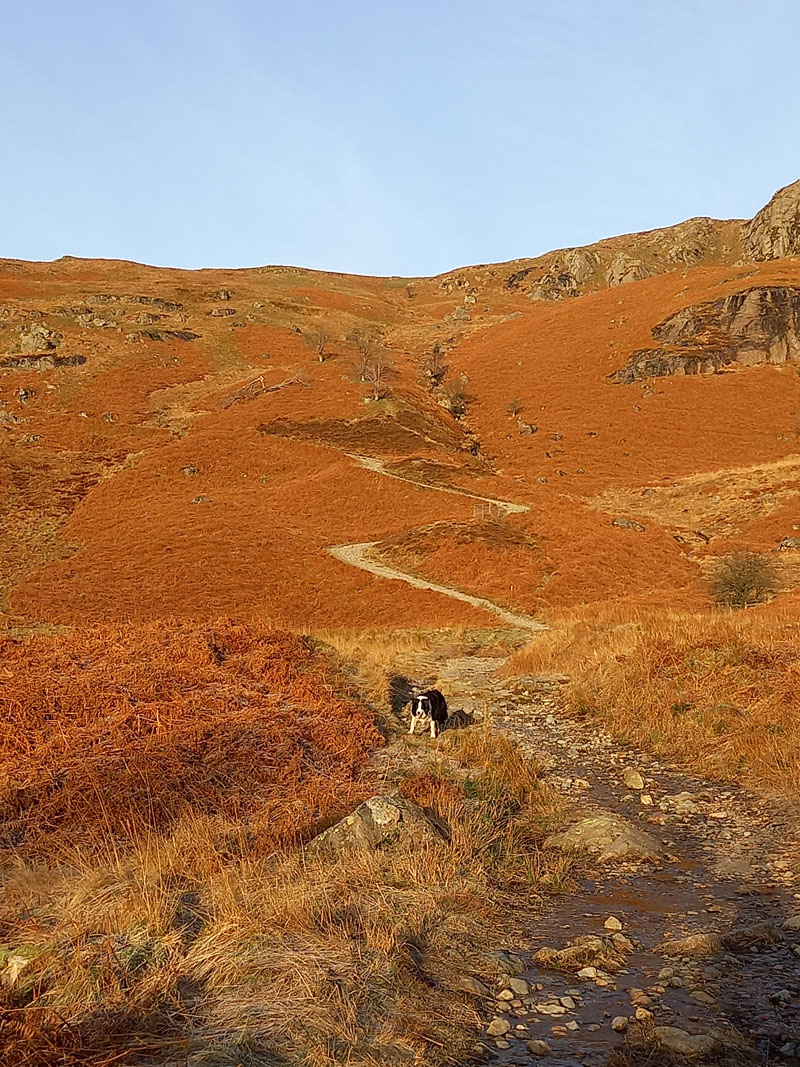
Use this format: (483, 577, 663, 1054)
(409, 689, 448, 738)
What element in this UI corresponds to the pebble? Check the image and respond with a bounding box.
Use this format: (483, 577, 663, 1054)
(611, 1016, 629, 1032)
(623, 767, 645, 790)
(458, 976, 490, 996)
(560, 996, 576, 1009)
(604, 916, 623, 931)
(487, 1017, 511, 1036)
(690, 990, 716, 1005)
(525, 1040, 552, 1057)
(507, 977, 530, 996)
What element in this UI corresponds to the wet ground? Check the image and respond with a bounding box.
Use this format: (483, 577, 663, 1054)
(407, 644, 800, 1065)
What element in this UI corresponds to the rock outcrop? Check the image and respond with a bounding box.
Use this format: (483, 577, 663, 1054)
(306, 793, 449, 854)
(605, 252, 648, 287)
(741, 178, 800, 261)
(529, 249, 600, 301)
(0, 353, 86, 370)
(611, 285, 800, 383)
(17, 323, 62, 354)
(503, 181, 800, 303)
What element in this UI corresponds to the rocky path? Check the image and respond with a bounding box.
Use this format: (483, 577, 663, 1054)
(412, 647, 800, 1066)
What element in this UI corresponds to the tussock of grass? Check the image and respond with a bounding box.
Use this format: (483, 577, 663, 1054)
(504, 604, 800, 794)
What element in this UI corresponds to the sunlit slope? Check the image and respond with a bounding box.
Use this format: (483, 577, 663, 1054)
(3, 180, 800, 627)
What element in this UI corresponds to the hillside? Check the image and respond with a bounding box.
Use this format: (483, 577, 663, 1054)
(3, 179, 800, 631)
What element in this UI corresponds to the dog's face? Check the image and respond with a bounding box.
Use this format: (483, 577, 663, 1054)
(411, 695, 432, 720)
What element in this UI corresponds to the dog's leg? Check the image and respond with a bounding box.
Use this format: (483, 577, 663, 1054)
(409, 716, 416, 735)
(430, 719, 437, 739)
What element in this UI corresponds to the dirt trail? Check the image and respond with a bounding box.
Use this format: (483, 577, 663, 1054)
(329, 452, 541, 629)
(397, 640, 800, 1067)
(329, 541, 544, 632)
(346, 453, 530, 514)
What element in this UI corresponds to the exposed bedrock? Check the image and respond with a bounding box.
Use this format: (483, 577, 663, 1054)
(503, 180, 800, 302)
(610, 285, 800, 383)
(740, 178, 800, 261)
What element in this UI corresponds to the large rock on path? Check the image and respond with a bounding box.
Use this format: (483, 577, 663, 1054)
(307, 793, 448, 855)
(534, 933, 632, 974)
(654, 1026, 721, 1057)
(656, 932, 724, 958)
(546, 813, 663, 863)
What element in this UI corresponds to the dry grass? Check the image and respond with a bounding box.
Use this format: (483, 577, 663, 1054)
(503, 603, 800, 794)
(0, 619, 382, 856)
(0, 623, 566, 1067)
(312, 626, 438, 710)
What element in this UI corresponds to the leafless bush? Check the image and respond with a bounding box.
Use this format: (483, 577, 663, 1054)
(308, 324, 331, 362)
(440, 375, 471, 418)
(348, 327, 382, 379)
(507, 397, 523, 417)
(362, 352, 395, 401)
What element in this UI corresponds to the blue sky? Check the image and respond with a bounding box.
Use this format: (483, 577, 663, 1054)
(2, 1, 799, 275)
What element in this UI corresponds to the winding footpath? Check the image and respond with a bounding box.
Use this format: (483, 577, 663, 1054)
(330, 452, 800, 1063)
(329, 453, 544, 632)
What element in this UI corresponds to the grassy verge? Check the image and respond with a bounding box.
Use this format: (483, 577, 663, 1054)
(503, 603, 800, 795)
(0, 623, 566, 1066)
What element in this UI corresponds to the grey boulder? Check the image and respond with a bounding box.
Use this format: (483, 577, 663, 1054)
(307, 793, 448, 855)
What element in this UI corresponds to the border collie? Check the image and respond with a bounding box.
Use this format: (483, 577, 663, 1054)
(409, 689, 448, 738)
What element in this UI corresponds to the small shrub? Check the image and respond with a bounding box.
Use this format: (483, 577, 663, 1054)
(440, 375, 470, 418)
(507, 397, 523, 417)
(308, 324, 331, 362)
(710, 551, 776, 609)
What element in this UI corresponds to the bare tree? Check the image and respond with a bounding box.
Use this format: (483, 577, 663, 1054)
(224, 370, 308, 408)
(362, 351, 395, 401)
(711, 552, 776, 609)
(507, 397, 523, 417)
(309, 324, 331, 362)
(349, 326, 382, 380)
